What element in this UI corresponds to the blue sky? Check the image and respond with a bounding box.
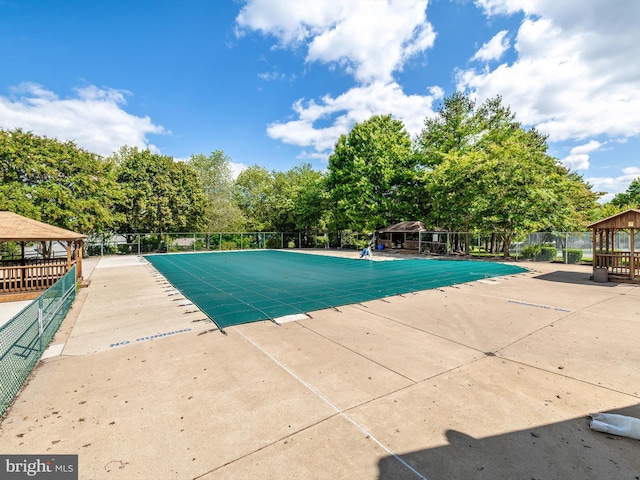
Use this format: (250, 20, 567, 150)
(1, 0, 639, 201)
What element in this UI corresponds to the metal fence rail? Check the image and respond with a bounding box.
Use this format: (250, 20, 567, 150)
(0, 266, 76, 417)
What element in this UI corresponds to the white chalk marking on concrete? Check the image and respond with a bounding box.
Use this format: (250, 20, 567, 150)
(235, 327, 430, 480)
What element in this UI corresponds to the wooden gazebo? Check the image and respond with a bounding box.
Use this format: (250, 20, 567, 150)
(588, 209, 640, 284)
(376, 221, 447, 252)
(377, 221, 428, 250)
(0, 211, 86, 302)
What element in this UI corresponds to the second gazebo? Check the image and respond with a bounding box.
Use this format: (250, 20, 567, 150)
(588, 208, 640, 284)
(0, 211, 86, 301)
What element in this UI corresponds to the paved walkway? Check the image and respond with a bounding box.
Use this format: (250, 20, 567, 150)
(0, 252, 638, 479)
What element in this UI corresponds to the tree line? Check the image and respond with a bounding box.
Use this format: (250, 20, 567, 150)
(1, 93, 638, 254)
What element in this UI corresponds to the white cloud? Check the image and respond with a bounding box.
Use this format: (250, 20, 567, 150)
(569, 140, 602, 155)
(235, 0, 343, 45)
(229, 162, 247, 179)
(562, 154, 589, 171)
(0, 82, 167, 156)
(459, 1, 640, 144)
(237, 0, 438, 160)
(237, 0, 640, 192)
(474, 0, 531, 16)
(258, 71, 286, 81)
(266, 82, 442, 160)
(471, 30, 510, 62)
(237, 0, 434, 84)
(587, 166, 640, 200)
(560, 140, 602, 170)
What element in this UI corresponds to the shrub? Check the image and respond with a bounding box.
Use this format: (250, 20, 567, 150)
(221, 241, 237, 250)
(117, 244, 135, 254)
(538, 246, 558, 261)
(519, 244, 557, 261)
(565, 248, 583, 264)
(265, 237, 281, 249)
(519, 245, 541, 259)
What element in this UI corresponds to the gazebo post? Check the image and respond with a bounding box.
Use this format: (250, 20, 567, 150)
(592, 229, 597, 269)
(75, 239, 84, 281)
(66, 241, 72, 273)
(631, 229, 636, 281)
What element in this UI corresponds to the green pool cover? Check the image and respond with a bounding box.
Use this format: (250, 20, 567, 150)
(145, 250, 526, 329)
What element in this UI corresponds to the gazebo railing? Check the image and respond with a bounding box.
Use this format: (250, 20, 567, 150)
(0, 259, 73, 293)
(0, 257, 69, 268)
(594, 252, 640, 278)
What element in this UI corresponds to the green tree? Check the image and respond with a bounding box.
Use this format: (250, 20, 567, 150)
(270, 164, 327, 234)
(326, 114, 415, 231)
(289, 165, 328, 234)
(475, 132, 568, 255)
(233, 165, 275, 231)
(417, 94, 598, 254)
(415, 92, 482, 168)
(611, 177, 640, 208)
(188, 151, 245, 231)
(549, 172, 601, 230)
(233, 164, 327, 235)
(423, 150, 484, 233)
(112, 146, 208, 235)
(0, 128, 120, 232)
(415, 93, 522, 228)
(593, 200, 631, 220)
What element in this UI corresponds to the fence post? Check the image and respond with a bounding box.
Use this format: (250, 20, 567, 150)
(565, 232, 568, 264)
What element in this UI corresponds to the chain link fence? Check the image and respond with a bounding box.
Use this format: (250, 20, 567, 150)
(0, 266, 77, 417)
(85, 231, 605, 264)
(431, 231, 595, 263)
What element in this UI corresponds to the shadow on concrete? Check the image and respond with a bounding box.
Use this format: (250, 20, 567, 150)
(532, 270, 617, 287)
(378, 405, 640, 480)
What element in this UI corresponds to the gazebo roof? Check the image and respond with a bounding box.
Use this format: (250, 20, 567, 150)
(587, 209, 640, 230)
(378, 221, 445, 233)
(0, 211, 86, 242)
(379, 221, 427, 233)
